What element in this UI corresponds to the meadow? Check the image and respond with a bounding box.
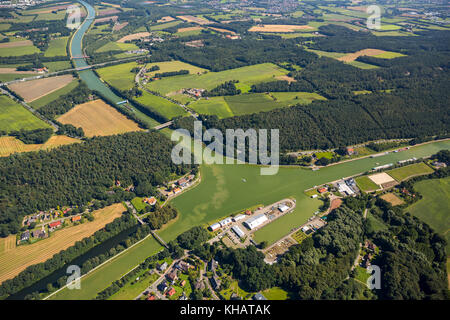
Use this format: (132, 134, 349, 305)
(96, 61, 139, 90)
(57, 99, 143, 137)
(189, 96, 233, 118)
(95, 41, 138, 53)
(135, 91, 188, 120)
(0, 95, 50, 132)
(386, 162, 434, 182)
(44, 36, 69, 57)
(44, 61, 72, 72)
(0, 203, 125, 284)
(144, 60, 207, 78)
(149, 20, 182, 31)
(0, 45, 40, 57)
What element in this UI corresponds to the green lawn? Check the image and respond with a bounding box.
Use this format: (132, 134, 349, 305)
(355, 266, 371, 284)
(30, 80, 79, 109)
(315, 151, 334, 160)
(262, 287, 290, 300)
(366, 211, 388, 232)
(135, 91, 188, 120)
(387, 162, 434, 182)
(109, 271, 159, 300)
(131, 197, 147, 213)
(355, 176, 380, 192)
(44, 36, 69, 57)
(407, 177, 450, 252)
(0, 94, 51, 132)
(146, 63, 289, 96)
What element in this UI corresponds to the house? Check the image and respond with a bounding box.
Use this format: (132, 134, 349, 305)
(245, 210, 252, 215)
(178, 178, 188, 187)
(210, 276, 221, 290)
(176, 260, 191, 272)
(194, 279, 205, 290)
(173, 187, 182, 194)
(49, 220, 62, 228)
(180, 280, 186, 287)
(230, 293, 241, 300)
(347, 147, 356, 155)
(318, 187, 328, 193)
(71, 215, 81, 222)
(32, 229, 46, 239)
(147, 295, 156, 300)
(166, 269, 178, 283)
(143, 197, 157, 206)
(179, 293, 187, 300)
(253, 293, 267, 300)
(166, 287, 176, 297)
(157, 261, 168, 272)
(157, 280, 168, 292)
(20, 230, 30, 242)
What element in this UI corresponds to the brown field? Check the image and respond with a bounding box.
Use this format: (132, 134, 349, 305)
(117, 32, 150, 43)
(32, 4, 72, 14)
(0, 68, 37, 74)
(347, 6, 367, 12)
(0, 135, 81, 157)
(330, 198, 343, 211)
(208, 27, 236, 34)
(95, 16, 118, 24)
(157, 16, 175, 23)
(97, 8, 120, 16)
(0, 203, 125, 284)
(0, 235, 16, 254)
(57, 99, 143, 137)
(101, 2, 121, 8)
(368, 172, 396, 185)
(113, 22, 128, 31)
(177, 26, 204, 33)
(275, 75, 296, 83)
(249, 24, 313, 32)
(338, 49, 387, 62)
(177, 15, 211, 25)
(380, 193, 405, 206)
(8, 74, 74, 102)
(0, 40, 33, 48)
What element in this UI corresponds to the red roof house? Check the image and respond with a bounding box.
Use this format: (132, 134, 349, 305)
(166, 287, 176, 297)
(72, 215, 81, 222)
(49, 221, 61, 228)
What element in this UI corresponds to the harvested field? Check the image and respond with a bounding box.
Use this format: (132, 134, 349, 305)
(0, 235, 16, 254)
(380, 193, 405, 206)
(101, 2, 121, 8)
(117, 32, 150, 43)
(177, 26, 204, 33)
(97, 8, 120, 16)
(0, 203, 125, 284)
(0, 68, 37, 74)
(157, 16, 175, 23)
(8, 74, 74, 102)
(0, 40, 33, 48)
(177, 15, 211, 25)
(57, 99, 143, 137)
(0, 135, 80, 157)
(368, 172, 396, 185)
(275, 75, 296, 82)
(249, 24, 313, 32)
(113, 22, 128, 31)
(338, 49, 387, 62)
(209, 27, 236, 34)
(95, 16, 118, 24)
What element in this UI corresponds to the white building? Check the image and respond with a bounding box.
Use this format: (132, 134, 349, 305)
(244, 214, 268, 230)
(278, 204, 289, 213)
(209, 223, 221, 231)
(219, 217, 233, 227)
(231, 225, 245, 238)
(233, 214, 246, 222)
(337, 182, 355, 196)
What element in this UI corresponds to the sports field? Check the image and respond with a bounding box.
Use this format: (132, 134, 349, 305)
(146, 63, 289, 96)
(355, 176, 380, 192)
(30, 80, 79, 109)
(407, 177, 450, 253)
(135, 91, 188, 120)
(8, 74, 75, 102)
(57, 99, 143, 137)
(0, 135, 80, 157)
(0, 95, 50, 132)
(44, 36, 69, 57)
(386, 162, 434, 182)
(0, 203, 125, 284)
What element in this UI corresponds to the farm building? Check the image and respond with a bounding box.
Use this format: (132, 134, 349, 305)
(231, 225, 245, 238)
(219, 217, 233, 227)
(71, 215, 81, 222)
(209, 223, 221, 231)
(278, 204, 290, 212)
(244, 214, 268, 230)
(49, 220, 62, 228)
(232, 214, 245, 222)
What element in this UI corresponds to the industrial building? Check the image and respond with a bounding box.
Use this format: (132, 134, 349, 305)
(219, 217, 233, 227)
(278, 204, 289, 212)
(233, 214, 246, 222)
(337, 182, 355, 196)
(244, 214, 268, 230)
(231, 225, 245, 238)
(209, 223, 221, 231)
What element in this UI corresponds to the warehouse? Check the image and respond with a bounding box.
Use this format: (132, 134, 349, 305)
(278, 204, 289, 213)
(233, 214, 246, 222)
(231, 225, 245, 238)
(219, 217, 233, 227)
(209, 223, 221, 231)
(244, 214, 268, 230)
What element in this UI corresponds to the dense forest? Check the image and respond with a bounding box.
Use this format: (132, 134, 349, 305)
(0, 132, 195, 236)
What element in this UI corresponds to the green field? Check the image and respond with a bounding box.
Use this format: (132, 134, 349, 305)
(189, 96, 233, 118)
(146, 63, 289, 96)
(109, 271, 159, 300)
(96, 61, 139, 90)
(44, 36, 69, 57)
(262, 286, 290, 300)
(0, 73, 37, 82)
(374, 51, 407, 59)
(50, 236, 162, 300)
(315, 151, 334, 160)
(149, 21, 182, 31)
(96, 41, 139, 53)
(145, 61, 207, 78)
(355, 176, 380, 192)
(387, 162, 434, 182)
(0, 45, 40, 57)
(136, 91, 188, 119)
(407, 177, 450, 252)
(30, 80, 79, 109)
(44, 61, 72, 72)
(0, 94, 51, 132)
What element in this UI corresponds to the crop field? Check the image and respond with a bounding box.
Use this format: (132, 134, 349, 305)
(380, 193, 405, 206)
(177, 26, 204, 33)
(30, 80, 79, 109)
(8, 74, 75, 102)
(117, 32, 151, 43)
(0, 39, 33, 48)
(0, 44, 40, 57)
(96, 41, 138, 53)
(146, 63, 289, 96)
(57, 99, 143, 137)
(0, 135, 80, 157)
(96, 61, 140, 90)
(44, 61, 72, 72)
(355, 176, 380, 192)
(176, 15, 211, 25)
(149, 20, 182, 31)
(338, 49, 390, 62)
(135, 91, 188, 120)
(50, 236, 161, 300)
(387, 162, 434, 182)
(407, 177, 450, 253)
(145, 60, 207, 78)
(189, 97, 233, 118)
(44, 36, 69, 57)
(249, 24, 313, 32)
(0, 203, 125, 284)
(0, 95, 50, 132)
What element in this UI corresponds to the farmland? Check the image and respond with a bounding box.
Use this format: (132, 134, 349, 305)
(387, 162, 435, 182)
(30, 80, 80, 109)
(248, 25, 313, 32)
(95, 41, 138, 53)
(0, 203, 126, 284)
(44, 37, 69, 57)
(96, 61, 139, 90)
(135, 91, 188, 120)
(144, 61, 206, 78)
(0, 95, 51, 132)
(380, 193, 405, 206)
(57, 99, 143, 137)
(117, 32, 151, 43)
(189, 96, 233, 118)
(8, 74, 75, 102)
(0, 135, 80, 157)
